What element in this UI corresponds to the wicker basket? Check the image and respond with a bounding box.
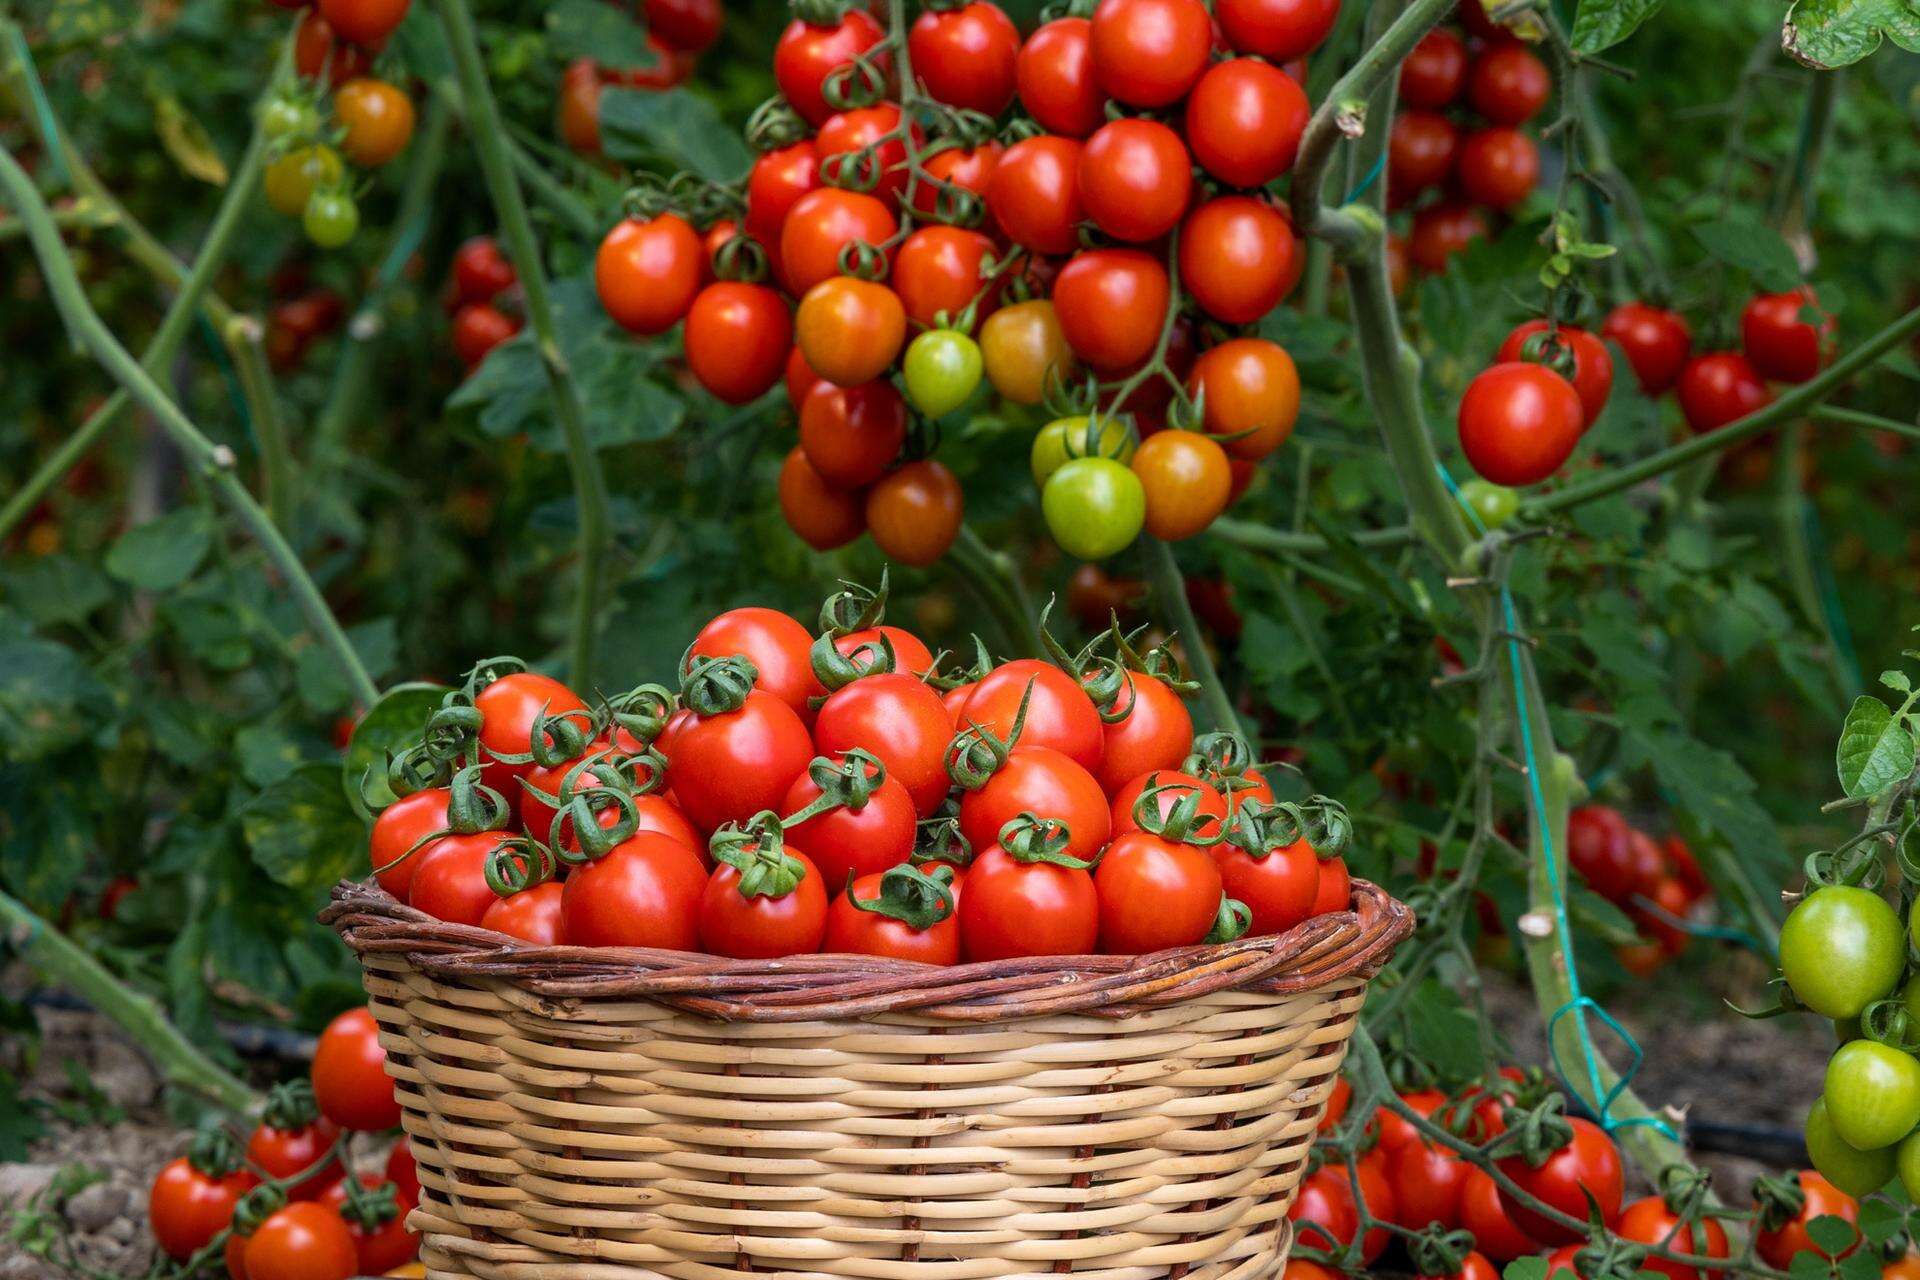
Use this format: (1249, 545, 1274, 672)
(324, 877, 1412, 1280)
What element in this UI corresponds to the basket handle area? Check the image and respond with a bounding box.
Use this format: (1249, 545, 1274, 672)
(322, 877, 1414, 1022)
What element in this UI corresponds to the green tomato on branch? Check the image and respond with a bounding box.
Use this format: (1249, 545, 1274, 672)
(1042, 457, 1145, 561)
(1779, 885, 1904, 1019)
(902, 329, 983, 418)
(1031, 415, 1136, 487)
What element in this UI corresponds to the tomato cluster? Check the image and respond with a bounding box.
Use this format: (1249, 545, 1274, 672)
(557, 0, 725, 154)
(593, 0, 1318, 565)
(1563, 804, 1710, 976)
(1389, 4, 1548, 277)
(441, 234, 524, 373)
(148, 1005, 420, 1280)
(260, 0, 417, 248)
(366, 581, 1356, 963)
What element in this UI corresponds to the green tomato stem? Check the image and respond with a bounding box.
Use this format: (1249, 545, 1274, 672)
(1142, 536, 1242, 737)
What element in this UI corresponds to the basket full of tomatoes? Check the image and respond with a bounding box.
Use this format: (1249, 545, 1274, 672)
(324, 580, 1412, 1279)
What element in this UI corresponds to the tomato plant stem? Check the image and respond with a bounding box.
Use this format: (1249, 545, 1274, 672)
(1209, 517, 1414, 553)
(0, 886, 259, 1113)
(949, 523, 1039, 658)
(433, 0, 614, 688)
(1524, 303, 1920, 516)
(1142, 536, 1241, 735)
(0, 145, 379, 710)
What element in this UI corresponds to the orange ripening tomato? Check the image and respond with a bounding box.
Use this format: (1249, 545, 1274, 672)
(1189, 337, 1301, 460)
(596, 214, 703, 335)
(866, 461, 964, 566)
(333, 78, 414, 167)
(778, 447, 867, 550)
(795, 277, 907, 387)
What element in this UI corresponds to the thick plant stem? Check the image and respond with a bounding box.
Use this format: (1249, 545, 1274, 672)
(1210, 517, 1413, 553)
(0, 887, 258, 1113)
(1525, 304, 1920, 516)
(1142, 537, 1242, 736)
(0, 146, 379, 709)
(434, 0, 612, 687)
(0, 34, 281, 542)
(231, 324, 293, 527)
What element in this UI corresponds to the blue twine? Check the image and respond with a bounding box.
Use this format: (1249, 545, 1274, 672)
(1342, 151, 1387, 205)
(1437, 463, 1678, 1142)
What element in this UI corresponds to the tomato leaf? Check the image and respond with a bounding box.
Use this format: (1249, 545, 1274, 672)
(0, 556, 111, 627)
(1689, 212, 1803, 293)
(239, 762, 366, 896)
(547, 0, 662, 71)
(1806, 1214, 1865, 1257)
(104, 507, 213, 591)
(1626, 723, 1794, 883)
(1569, 0, 1666, 53)
(1836, 694, 1916, 797)
(0, 637, 112, 762)
(1395, 978, 1485, 1082)
(343, 682, 450, 813)
(598, 87, 752, 182)
(1782, 0, 1920, 68)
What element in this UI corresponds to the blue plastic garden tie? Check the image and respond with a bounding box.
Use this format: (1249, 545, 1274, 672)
(1437, 463, 1678, 1142)
(1342, 151, 1387, 205)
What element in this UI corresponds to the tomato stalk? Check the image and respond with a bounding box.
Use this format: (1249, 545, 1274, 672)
(948, 523, 1040, 658)
(432, 0, 614, 690)
(0, 886, 259, 1113)
(0, 145, 380, 710)
(0, 21, 291, 543)
(1141, 537, 1241, 736)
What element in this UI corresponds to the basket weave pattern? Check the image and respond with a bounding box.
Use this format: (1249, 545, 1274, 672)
(326, 878, 1412, 1280)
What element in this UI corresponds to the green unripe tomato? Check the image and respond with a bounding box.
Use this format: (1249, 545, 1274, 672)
(1823, 1038, 1920, 1150)
(902, 329, 983, 418)
(1807, 1097, 1898, 1197)
(1042, 457, 1145, 561)
(1899, 1129, 1920, 1202)
(303, 190, 360, 249)
(260, 97, 318, 142)
(1030, 415, 1135, 487)
(1459, 478, 1519, 529)
(1779, 885, 1904, 1018)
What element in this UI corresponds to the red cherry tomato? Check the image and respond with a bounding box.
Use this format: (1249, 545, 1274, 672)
(913, 141, 1001, 220)
(368, 787, 449, 901)
(746, 142, 822, 246)
(958, 840, 1099, 960)
(1079, 118, 1192, 243)
(1468, 42, 1551, 125)
(481, 881, 568, 944)
(595, 214, 703, 335)
(1457, 361, 1585, 486)
(561, 832, 708, 949)
(780, 187, 898, 295)
(894, 225, 998, 329)
(813, 672, 956, 814)
(1456, 127, 1539, 208)
(247, 1116, 343, 1202)
(1214, 836, 1320, 937)
(1742, 287, 1832, 383)
(1600, 302, 1692, 394)
(451, 236, 515, 304)
(1017, 18, 1103, 137)
(959, 746, 1111, 864)
(319, 1176, 419, 1274)
(1676, 352, 1771, 433)
(1310, 854, 1351, 914)
(1185, 59, 1309, 189)
(474, 672, 588, 798)
(1214, 0, 1339, 61)
(451, 304, 519, 368)
(778, 446, 866, 550)
(774, 9, 888, 126)
(959, 658, 1106, 773)
(666, 688, 813, 833)
(1110, 769, 1227, 838)
(1287, 1166, 1360, 1253)
(1388, 1136, 1471, 1232)
(910, 1, 1020, 115)
(1052, 248, 1170, 372)
(798, 379, 908, 488)
(1756, 1171, 1859, 1269)
(317, 0, 408, 46)
(1388, 110, 1460, 199)
(782, 754, 918, 887)
(1190, 336, 1302, 459)
(1400, 28, 1467, 108)
(1377, 1087, 1447, 1151)
(824, 870, 962, 963)
(1097, 671, 1194, 792)
(294, 10, 373, 87)
(1615, 1196, 1731, 1280)
(834, 626, 938, 676)
(242, 1202, 358, 1280)
(150, 1159, 257, 1261)
(311, 1007, 399, 1131)
(684, 282, 793, 404)
(1497, 320, 1614, 429)
(1180, 197, 1296, 326)
(1408, 204, 1487, 272)
(699, 840, 829, 959)
(1089, 0, 1213, 107)
(1095, 830, 1224, 953)
(988, 135, 1085, 255)
(688, 608, 822, 720)
(1566, 805, 1650, 902)
(1496, 1116, 1624, 1243)
(1459, 1167, 1538, 1261)
(407, 832, 511, 927)
(644, 0, 722, 53)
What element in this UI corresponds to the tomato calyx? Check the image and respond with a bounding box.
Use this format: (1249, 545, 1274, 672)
(681, 653, 761, 716)
(711, 811, 812, 898)
(230, 1182, 290, 1238)
(1512, 323, 1581, 382)
(331, 1177, 402, 1232)
(811, 627, 899, 693)
(483, 831, 569, 896)
(1652, 1162, 1713, 1224)
(1131, 780, 1225, 846)
(946, 679, 1035, 789)
(784, 750, 893, 824)
(1407, 1225, 1480, 1279)
(1487, 1092, 1575, 1167)
(1205, 895, 1252, 944)
(911, 814, 975, 870)
(819, 44, 892, 117)
(1750, 1171, 1807, 1232)
(846, 862, 959, 931)
(260, 1080, 323, 1133)
(997, 811, 1096, 869)
(819, 572, 891, 636)
(1262, 795, 1354, 860)
(187, 1124, 245, 1180)
(604, 682, 676, 747)
(747, 96, 812, 151)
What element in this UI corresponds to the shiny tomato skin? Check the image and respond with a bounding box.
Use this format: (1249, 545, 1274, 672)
(480, 882, 568, 944)
(958, 843, 1099, 960)
(1018, 18, 1103, 137)
(667, 690, 814, 833)
(1498, 320, 1614, 429)
(645, 0, 722, 52)
(247, 1117, 344, 1201)
(1425, 1253, 1501, 1280)
(294, 10, 372, 86)
(334, 78, 415, 168)
(556, 58, 605, 154)
(1566, 804, 1646, 902)
(561, 832, 707, 949)
(796, 278, 908, 391)
(824, 871, 962, 963)
(150, 1159, 258, 1261)
(1457, 361, 1585, 486)
(475, 671, 590, 800)
(368, 787, 449, 901)
(1468, 42, 1551, 125)
(1615, 1196, 1731, 1280)
(960, 659, 1105, 773)
(1095, 831, 1224, 953)
(1215, 0, 1339, 59)
(685, 282, 792, 404)
(319, 1176, 418, 1274)
(1310, 854, 1350, 915)
(1287, 1167, 1360, 1253)
(1098, 672, 1194, 793)
(1180, 198, 1295, 329)
(1214, 836, 1320, 936)
(814, 672, 955, 815)
(1742, 287, 1832, 383)
(895, 226, 997, 329)
(1400, 28, 1467, 108)
(745, 142, 822, 246)
(1409, 204, 1487, 272)
(699, 846, 829, 958)
(1377, 1087, 1448, 1151)
(1184, 59, 1309, 188)
(1601, 302, 1692, 394)
(242, 1202, 359, 1280)
(1052, 249, 1170, 372)
(452, 237, 515, 304)
(815, 104, 916, 209)
(834, 626, 938, 676)
(1460, 1168, 1538, 1261)
(866, 461, 965, 567)
(959, 746, 1111, 864)
(988, 136, 1085, 255)
(1676, 352, 1771, 433)
(774, 9, 888, 126)
(407, 832, 510, 927)
(1755, 1171, 1858, 1269)
(1189, 337, 1301, 459)
(1388, 1137, 1471, 1231)
(452, 304, 519, 368)
(1079, 118, 1192, 243)
(981, 298, 1075, 404)
(689, 607, 822, 720)
(781, 757, 918, 887)
(317, 0, 408, 46)
(1457, 127, 1540, 208)
(1496, 1116, 1623, 1243)
(910, 1, 1021, 115)
(1133, 430, 1232, 541)
(1389, 110, 1459, 198)
(1088, 0, 1213, 107)
(778, 447, 866, 550)
(596, 214, 704, 335)
(914, 143, 1002, 219)
(779, 188, 898, 296)
(311, 1007, 399, 1131)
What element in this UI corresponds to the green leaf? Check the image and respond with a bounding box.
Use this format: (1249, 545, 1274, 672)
(0, 556, 111, 627)
(162, 593, 253, 671)
(1882, 670, 1913, 694)
(1504, 1259, 1550, 1280)
(1570, 886, 1643, 945)
(1396, 978, 1486, 1083)
(238, 762, 367, 897)
(343, 682, 450, 811)
(0, 639, 111, 762)
(599, 87, 753, 181)
(1783, 0, 1920, 68)
(294, 619, 397, 714)
(152, 92, 229, 185)
(0, 1070, 46, 1162)
(1569, 0, 1667, 53)
(1690, 213, 1804, 293)
(546, 0, 662, 69)
(1806, 1214, 1864, 1255)
(104, 507, 214, 591)
(234, 723, 308, 789)
(1836, 695, 1916, 797)
(1630, 724, 1793, 882)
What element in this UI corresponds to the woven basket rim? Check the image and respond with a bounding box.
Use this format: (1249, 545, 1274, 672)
(325, 876, 1412, 1023)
